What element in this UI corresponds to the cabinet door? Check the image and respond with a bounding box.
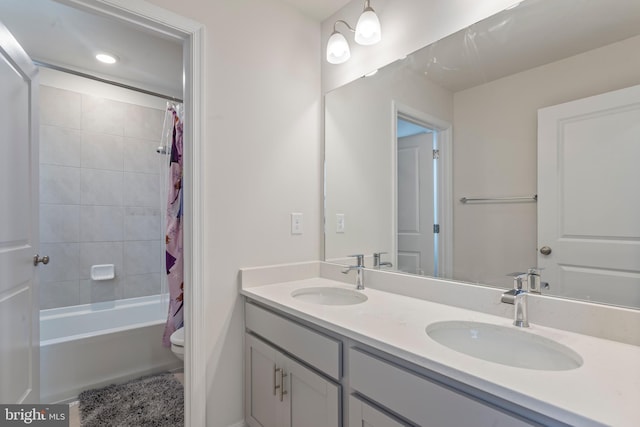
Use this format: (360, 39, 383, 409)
(245, 334, 280, 427)
(349, 395, 407, 427)
(281, 354, 341, 427)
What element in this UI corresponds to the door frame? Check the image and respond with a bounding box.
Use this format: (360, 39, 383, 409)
(391, 101, 452, 278)
(58, 1, 206, 425)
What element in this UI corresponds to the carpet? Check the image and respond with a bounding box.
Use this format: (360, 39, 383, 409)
(79, 373, 184, 427)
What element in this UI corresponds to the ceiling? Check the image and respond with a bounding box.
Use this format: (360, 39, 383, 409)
(0, 0, 184, 98)
(0, 0, 350, 99)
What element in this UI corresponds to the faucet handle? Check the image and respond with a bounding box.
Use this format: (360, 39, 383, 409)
(527, 268, 544, 294)
(507, 272, 528, 290)
(373, 252, 387, 267)
(513, 274, 526, 290)
(348, 254, 365, 267)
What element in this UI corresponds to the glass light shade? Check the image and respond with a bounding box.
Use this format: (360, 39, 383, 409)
(355, 8, 381, 45)
(326, 31, 351, 64)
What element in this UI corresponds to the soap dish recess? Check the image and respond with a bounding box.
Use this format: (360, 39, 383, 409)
(91, 264, 115, 281)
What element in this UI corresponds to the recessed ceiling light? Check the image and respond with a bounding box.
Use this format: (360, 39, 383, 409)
(96, 53, 118, 64)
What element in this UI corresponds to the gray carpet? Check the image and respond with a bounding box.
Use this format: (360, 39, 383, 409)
(79, 373, 184, 426)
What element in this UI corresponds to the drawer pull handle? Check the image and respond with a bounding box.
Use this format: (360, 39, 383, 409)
(274, 366, 281, 395)
(280, 369, 288, 402)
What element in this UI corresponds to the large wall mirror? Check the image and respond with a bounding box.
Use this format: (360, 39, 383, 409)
(324, 0, 640, 309)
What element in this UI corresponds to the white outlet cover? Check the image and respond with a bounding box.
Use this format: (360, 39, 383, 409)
(336, 213, 345, 233)
(291, 213, 303, 235)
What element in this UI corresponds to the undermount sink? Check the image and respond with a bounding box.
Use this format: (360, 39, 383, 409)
(291, 287, 367, 306)
(426, 321, 583, 371)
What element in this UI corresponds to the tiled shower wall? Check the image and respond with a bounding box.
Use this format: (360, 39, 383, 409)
(39, 85, 166, 310)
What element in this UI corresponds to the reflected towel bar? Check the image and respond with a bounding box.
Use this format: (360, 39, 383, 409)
(460, 194, 537, 203)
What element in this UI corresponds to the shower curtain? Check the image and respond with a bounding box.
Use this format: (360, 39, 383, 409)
(162, 103, 184, 347)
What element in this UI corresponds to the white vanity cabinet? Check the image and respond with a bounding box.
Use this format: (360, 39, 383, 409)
(244, 299, 554, 427)
(244, 302, 341, 427)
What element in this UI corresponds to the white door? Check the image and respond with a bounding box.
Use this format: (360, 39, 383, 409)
(0, 22, 40, 403)
(538, 84, 640, 307)
(397, 133, 435, 276)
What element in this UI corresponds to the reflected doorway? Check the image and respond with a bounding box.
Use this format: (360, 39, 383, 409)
(397, 117, 437, 276)
(395, 110, 452, 278)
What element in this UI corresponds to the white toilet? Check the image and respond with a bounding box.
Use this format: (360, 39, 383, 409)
(170, 327, 185, 361)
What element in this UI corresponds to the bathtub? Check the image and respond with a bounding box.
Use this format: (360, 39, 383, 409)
(40, 295, 181, 403)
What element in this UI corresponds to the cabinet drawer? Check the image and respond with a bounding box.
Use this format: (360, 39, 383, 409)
(245, 302, 341, 380)
(349, 348, 534, 427)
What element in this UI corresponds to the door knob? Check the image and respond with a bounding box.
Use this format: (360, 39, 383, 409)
(539, 246, 552, 256)
(33, 254, 50, 266)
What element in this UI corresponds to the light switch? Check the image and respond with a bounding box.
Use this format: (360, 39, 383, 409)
(336, 213, 345, 233)
(291, 213, 303, 235)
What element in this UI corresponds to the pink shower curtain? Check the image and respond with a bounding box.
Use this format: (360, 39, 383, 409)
(163, 106, 184, 347)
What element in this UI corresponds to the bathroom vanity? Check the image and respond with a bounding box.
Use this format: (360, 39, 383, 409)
(241, 262, 640, 427)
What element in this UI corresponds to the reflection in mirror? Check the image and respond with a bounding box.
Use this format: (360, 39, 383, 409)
(324, 0, 640, 309)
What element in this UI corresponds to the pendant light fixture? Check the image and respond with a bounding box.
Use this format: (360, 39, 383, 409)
(326, 0, 382, 65)
(326, 21, 352, 64)
(355, 0, 382, 45)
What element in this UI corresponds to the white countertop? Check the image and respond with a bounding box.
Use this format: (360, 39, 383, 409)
(241, 277, 640, 427)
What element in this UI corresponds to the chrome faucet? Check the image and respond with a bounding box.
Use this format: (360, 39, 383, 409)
(342, 254, 365, 290)
(373, 252, 393, 269)
(501, 268, 545, 327)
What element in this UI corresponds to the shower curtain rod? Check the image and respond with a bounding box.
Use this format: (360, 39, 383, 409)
(34, 60, 184, 103)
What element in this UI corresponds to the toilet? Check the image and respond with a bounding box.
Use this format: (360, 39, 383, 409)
(170, 327, 184, 361)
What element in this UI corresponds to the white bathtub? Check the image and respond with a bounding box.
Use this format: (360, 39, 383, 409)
(40, 295, 181, 403)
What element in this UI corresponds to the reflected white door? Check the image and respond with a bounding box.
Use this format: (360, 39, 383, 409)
(397, 133, 435, 275)
(538, 84, 640, 307)
(0, 22, 40, 403)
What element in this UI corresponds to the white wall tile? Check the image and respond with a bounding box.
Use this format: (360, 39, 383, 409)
(124, 137, 162, 174)
(40, 204, 80, 243)
(39, 280, 80, 310)
(124, 207, 161, 241)
(124, 240, 161, 275)
(78, 242, 124, 280)
(40, 165, 80, 205)
(124, 273, 162, 298)
(123, 172, 160, 207)
(40, 125, 81, 167)
(79, 278, 124, 304)
(80, 169, 123, 206)
(82, 95, 125, 136)
(39, 82, 164, 308)
(124, 104, 165, 140)
(40, 86, 81, 129)
(39, 243, 79, 283)
(80, 206, 124, 242)
(81, 132, 124, 170)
